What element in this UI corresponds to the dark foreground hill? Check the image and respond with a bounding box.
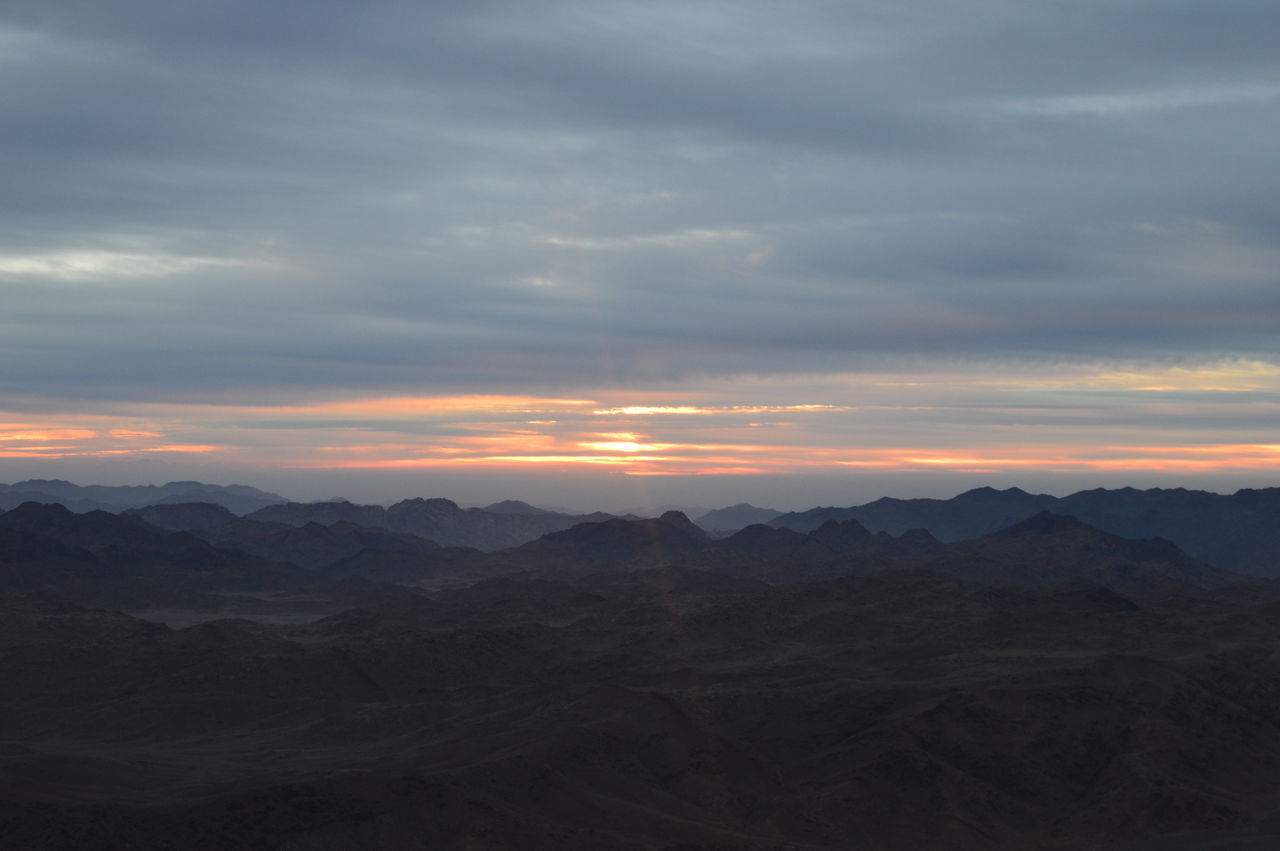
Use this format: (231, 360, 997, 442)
(7, 571, 1280, 849)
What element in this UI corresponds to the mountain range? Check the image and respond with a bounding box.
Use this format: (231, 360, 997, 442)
(768, 485, 1280, 577)
(4, 488, 1280, 848)
(10, 480, 1280, 578)
(0, 479, 287, 515)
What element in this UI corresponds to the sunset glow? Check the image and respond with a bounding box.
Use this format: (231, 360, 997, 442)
(3, 2, 1277, 508)
(4, 361, 1279, 497)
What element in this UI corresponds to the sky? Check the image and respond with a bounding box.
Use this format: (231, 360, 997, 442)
(2, 0, 1279, 511)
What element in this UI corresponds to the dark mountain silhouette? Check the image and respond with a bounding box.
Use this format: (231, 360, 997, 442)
(913, 511, 1242, 604)
(772, 485, 1054, 537)
(482, 499, 555, 515)
(770, 485, 1280, 577)
(472, 509, 1226, 601)
(766, 503, 865, 533)
(655, 509, 709, 540)
(808, 516, 878, 550)
(122, 501, 239, 530)
(195, 517, 440, 570)
(501, 511, 708, 573)
(715, 522, 816, 552)
(1053, 486, 1280, 577)
(0, 524, 102, 591)
(0, 502, 305, 606)
(13, 480, 1276, 575)
(248, 498, 386, 528)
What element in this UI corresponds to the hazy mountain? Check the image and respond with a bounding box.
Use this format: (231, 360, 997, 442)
(694, 502, 783, 530)
(772, 485, 1054, 537)
(248, 497, 619, 551)
(0, 479, 288, 515)
(482, 499, 555, 515)
(771, 485, 1280, 577)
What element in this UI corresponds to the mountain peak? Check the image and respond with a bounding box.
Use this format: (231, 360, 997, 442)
(1, 500, 76, 520)
(809, 517, 874, 549)
(391, 497, 460, 511)
(658, 510, 708, 540)
(994, 511, 1092, 537)
(483, 499, 552, 515)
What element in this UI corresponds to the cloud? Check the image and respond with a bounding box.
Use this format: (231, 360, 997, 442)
(1, 1, 1278, 501)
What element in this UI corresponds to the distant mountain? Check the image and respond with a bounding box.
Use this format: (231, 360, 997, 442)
(0, 480, 287, 515)
(1054, 486, 1280, 578)
(482, 499, 554, 515)
(248, 497, 619, 551)
(771, 486, 1054, 537)
(766, 504, 866, 533)
(770, 485, 1280, 577)
(694, 502, 783, 530)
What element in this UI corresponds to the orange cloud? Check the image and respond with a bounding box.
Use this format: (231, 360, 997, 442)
(0, 444, 221, 459)
(0, 417, 221, 460)
(286, 436, 1280, 476)
(259, 395, 598, 418)
(579, 441, 674, 452)
(8, 386, 1280, 483)
(107, 429, 165, 439)
(0, 428, 98, 441)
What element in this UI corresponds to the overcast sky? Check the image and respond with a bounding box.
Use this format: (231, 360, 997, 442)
(2, 1, 1278, 510)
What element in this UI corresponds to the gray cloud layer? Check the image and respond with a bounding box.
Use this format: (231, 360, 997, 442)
(2, 0, 1278, 405)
